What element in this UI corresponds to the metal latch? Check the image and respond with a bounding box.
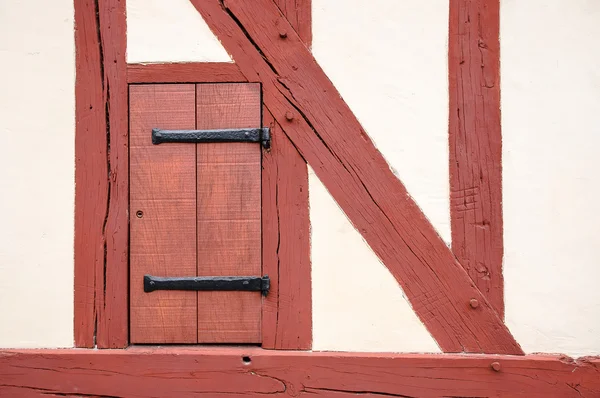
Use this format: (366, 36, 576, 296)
(152, 127, 270, 149)
(144, 275, 270, 296)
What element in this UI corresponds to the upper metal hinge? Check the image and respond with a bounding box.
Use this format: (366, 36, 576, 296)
(152, 127, 270, 149)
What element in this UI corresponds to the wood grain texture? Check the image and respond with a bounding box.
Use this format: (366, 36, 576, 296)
(266, 0, 313, 349)
(95, 0, 129, 349)
(127, 62, 247, 83)
(190, 0, 522, 354)
(196, 83, 262, 343)
(1, 348, 599, 397)
(74, 0, 128, 348)
(274, 0, 312, 46)
(74, 0, 106, 348)
(262, 107, 311, 349)
(449, 0, 504, 319)
(129, 85, 198, 344)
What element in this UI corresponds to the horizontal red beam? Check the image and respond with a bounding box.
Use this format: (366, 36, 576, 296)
(127, 62, 247, 83)
(1, 348, 598, 397)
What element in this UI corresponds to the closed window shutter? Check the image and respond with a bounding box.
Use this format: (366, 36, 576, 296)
(129, 83, 263, 344)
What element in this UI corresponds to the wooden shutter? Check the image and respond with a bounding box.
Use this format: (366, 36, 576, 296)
(129, 83, 262, 344)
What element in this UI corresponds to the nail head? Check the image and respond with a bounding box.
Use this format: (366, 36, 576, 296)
(469, 298, 479, 308)
(491, 362, 501, 372)
(285, 111, 294, 121)
(279, 30, 288, 39)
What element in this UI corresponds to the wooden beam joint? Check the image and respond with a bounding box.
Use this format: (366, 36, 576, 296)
(190, 0, 522, 354)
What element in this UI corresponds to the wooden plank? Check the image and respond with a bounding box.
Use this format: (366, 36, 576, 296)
(262, 107, 311, 349)
(196, 83, 262, 343)
(449, 0, 504, 318)
(95, 0, 129, 348)
(266, 0, 313, 349)
(274, 0, 312, 46)
(129, 84, 197, 343)
(1, 348, 599, 397)
(190, 0, 523, 354)
(74, 0, 128, 348)
(127, 62, 247, 83)
(74, 0, 106, 348)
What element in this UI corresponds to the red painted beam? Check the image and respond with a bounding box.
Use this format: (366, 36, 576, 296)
(1, 348, 598, 397)
(274, 0, 312, 46)
(262, 0, 313, 350)
(262, 108, 312, 349)
(127, 62, 247, 83)
(74, 0, 128, 349)
(190, 0, 522, 354)
(95, 0, 129, 349)
(74, 0, 106, 348)
(449, 0, 505, 318)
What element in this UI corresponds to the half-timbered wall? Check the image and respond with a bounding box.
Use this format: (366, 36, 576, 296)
(0, 0, 598, 359)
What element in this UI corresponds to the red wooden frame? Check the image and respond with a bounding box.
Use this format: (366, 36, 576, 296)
(38, 0, 598, 395)
(127, 62, 247, 83)
(2, 348, 599, 397)
(190, 0, 520, 354)
(262, 108, 311, 349)
(75, 0, 312, 349)
(74, 0, 128, 349)
(449, 0, 504, 318)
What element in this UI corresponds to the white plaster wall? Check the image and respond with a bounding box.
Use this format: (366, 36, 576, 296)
(310, 0, 448, 351)
(126, 0, 231, 63)
(502, 0, 600, 357)
(0, 0, 75, 347)
(309, 170, 440, 352)
(313, 0, 450, 244)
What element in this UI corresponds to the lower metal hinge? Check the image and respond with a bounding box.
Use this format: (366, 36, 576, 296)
(144, 275, 270, 296)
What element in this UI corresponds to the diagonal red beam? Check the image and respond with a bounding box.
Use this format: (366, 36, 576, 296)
(449, 0, 505, 318)
(274, 0, 312, 45)
(190, 0, 522, 354)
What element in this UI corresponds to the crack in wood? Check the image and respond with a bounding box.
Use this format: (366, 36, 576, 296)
(220, 0, 281, 76)
(302, 386, 416, 397)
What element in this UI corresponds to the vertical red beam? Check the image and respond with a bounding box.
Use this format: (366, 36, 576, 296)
(449, 0, 504, 318)
(262, 109, 311, 349)
(74, 0, 128, 348)
(262, 0, 312, 349)
(95, 0, 129, 348)
(74, 0, 107, 348)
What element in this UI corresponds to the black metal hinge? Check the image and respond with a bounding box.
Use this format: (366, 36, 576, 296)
(144, 275, 270, 296)
(152, 127, 270, 149)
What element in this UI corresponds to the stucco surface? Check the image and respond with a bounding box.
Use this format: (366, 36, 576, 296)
(502, 0, 600, 357)
(0, 0, 75, 347)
